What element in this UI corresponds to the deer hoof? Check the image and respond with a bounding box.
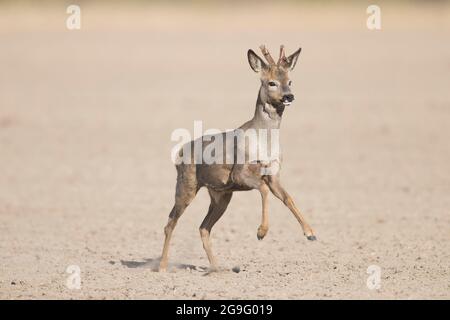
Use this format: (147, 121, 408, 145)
(158, 263, 168, 272)
(257, 225, 268, 240)
(207, 265, 219, 273)
(307, 235, 317, 241)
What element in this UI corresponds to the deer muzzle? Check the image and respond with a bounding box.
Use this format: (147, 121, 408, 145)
(282, 94, 294, 106)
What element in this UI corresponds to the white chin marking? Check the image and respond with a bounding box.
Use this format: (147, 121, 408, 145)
(283, 102, 291, 106)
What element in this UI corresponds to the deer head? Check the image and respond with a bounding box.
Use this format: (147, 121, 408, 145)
(247, 45, 302, 110)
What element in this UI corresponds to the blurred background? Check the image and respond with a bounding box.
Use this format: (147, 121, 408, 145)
(0, 1, 449, 299)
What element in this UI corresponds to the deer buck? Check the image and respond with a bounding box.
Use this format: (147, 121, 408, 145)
(159, 45, 316, 272)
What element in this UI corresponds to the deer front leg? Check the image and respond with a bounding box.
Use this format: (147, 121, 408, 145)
(257, 184, 270, 240)
(266, 177, 316, 241)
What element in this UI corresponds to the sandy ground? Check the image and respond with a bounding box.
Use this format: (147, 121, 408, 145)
(0, 2, 449, 299)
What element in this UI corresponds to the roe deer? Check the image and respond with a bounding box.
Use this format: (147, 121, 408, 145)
(159, 45, 316, 272)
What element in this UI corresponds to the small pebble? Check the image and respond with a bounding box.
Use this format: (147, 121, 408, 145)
(232, 266, 240, 273)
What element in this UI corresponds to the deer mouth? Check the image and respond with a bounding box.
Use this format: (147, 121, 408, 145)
(281, 96, 294, 107)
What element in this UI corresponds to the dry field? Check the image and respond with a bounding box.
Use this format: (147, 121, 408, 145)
(0, 2, 449, 299)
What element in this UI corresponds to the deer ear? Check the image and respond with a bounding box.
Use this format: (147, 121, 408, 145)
(285, 47, 302, 71)
(247, 49, 266, 72)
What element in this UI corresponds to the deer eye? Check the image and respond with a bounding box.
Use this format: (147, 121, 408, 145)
(268, 81, 277, 87)
(288, 80, 292, 86)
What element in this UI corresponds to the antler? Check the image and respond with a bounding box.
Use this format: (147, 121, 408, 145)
(259, 45, 276, 65)
(278, 45, 287, 66)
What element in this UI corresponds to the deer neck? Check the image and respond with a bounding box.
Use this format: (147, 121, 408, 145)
(251, 88, 283, 129)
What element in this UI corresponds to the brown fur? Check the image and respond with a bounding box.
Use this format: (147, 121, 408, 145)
(159, 46, 315, 272)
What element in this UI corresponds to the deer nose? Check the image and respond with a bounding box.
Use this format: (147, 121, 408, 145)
(282, 94, 294, 102)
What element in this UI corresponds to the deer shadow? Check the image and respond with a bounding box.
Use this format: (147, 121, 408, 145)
(119, 257, 208, 273)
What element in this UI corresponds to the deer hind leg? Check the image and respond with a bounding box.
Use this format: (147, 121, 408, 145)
(199, 189, 233, 271)
(257, 183, 270, 240)
(266, 176, 316, 241)
(159, 165, 197, 272)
